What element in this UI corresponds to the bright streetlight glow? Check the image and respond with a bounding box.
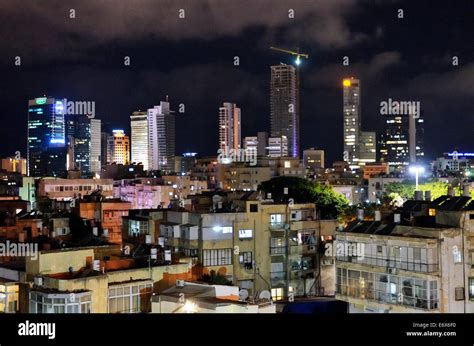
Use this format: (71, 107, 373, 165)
(409, 166, 425, 190)
(183, 301, 197, 313)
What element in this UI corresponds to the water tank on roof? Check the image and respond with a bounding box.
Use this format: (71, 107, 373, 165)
(93, 260, 100, 271)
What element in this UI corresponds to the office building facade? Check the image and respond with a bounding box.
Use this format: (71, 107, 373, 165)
(130, 111, 149, 170)
(219, 102, 241, 152)
(270, 64, 299, 158)
(148, 101, 175, 172)
(107, 130, 130, 165)
(27, 97, 66, 177)
(378, 114, 424, 171)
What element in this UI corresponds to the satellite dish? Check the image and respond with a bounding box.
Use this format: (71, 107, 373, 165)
(284, 223, 290, 230)
(259, 290, 272, 301)
(239, 289, 249, 301)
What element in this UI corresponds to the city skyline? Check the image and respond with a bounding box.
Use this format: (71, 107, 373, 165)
(0, 0, 472, 165)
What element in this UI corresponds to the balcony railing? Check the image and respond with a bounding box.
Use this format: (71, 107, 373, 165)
(270, 246, 287, 255)
(269, 222, 286, 230)
(336, 284, 439, 310)
(289, 244, 317, 256)
(336, 255, 439, 273)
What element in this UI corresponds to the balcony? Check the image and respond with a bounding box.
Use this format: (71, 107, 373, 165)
(336, 284, 439, 311)
(289, 244, 317, 256)
(270, 246, 287, 255)
(336, 255, 439, 273)
(290, 220, 317, 231)
(269, 222, 286, 230)
(270, 271, 286, 287)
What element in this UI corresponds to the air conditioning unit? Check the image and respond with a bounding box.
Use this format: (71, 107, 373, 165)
(176, 280, 185, 287)
(387, 268, 397, 275)
(34, 276, 43, 286)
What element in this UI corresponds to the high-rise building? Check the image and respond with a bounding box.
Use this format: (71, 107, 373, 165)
(1, 157, 27, 175)
(107, 130, 130, 165)
(130, 111, 149, 170)
(219, 102, 241, 151)
(303, 148, 325, 171)
(270, 64, 299, 158)
(27, 97, 66, 177)
(267, 136, 288, 158)
(342, 78, 361, 169)
(243, 132, 268, 157)
(179, 152, 198, 174)
(65, 114, 101, 174)
(379, 114, 424, 171)
(359, 131, 376, 166)
(101, 131, 109, 166)
(90, 119, 101, 173)
(148, 100, 175, 172)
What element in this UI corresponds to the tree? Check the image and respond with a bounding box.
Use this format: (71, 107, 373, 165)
(384, 181, 415, 200)
(258, 176, 349, 219)
(384, 180, 474, 202)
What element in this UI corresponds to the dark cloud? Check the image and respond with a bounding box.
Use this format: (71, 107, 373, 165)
(0, 0, 367, 63)
(0, 0, 472, 164)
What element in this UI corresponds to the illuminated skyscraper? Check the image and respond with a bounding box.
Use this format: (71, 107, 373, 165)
(148, 100, 175, 172)
(379, 114, 424, 171)
(27, 97, 66, 177)
(219, 102, 241, 151)
(65, 114, 101, 174)
(130, 111, 149, 170)
(270, 64, 298, 158)
(359, 131, 376, 166)
(342, 78, 361, 169)
(107, 130, 130, 165)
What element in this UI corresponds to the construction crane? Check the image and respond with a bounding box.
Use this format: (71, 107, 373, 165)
(269, 46, 309, 66)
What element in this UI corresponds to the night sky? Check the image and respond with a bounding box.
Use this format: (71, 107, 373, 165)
(0, 0, 472, 165)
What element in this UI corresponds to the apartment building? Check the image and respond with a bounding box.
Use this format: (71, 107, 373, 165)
(147, 197, 335, 301)
(76, 199, 131, 244)
(16, 246, 193, 313)
(336, 193, 474, 313)
(38, 178, 114, 201)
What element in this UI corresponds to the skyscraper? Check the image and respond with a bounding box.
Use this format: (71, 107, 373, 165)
(90, 119, 101, 173)
(148, 100, 175, 172)
(379, 114, 424, 171)
(130, 111, 149, 170)
(107, 130, 130, 165)
(243, 132, 268, 157)
(267, 136, 288, 157)
(219, 102, 241, 151)
(359, 131, 376, 166)
(101, 131, 109, 166)
(270, 64, 298, 158)
(27, 97, 66, 177)
(65, 114, 101, 174)
(342, 78, 361, 169)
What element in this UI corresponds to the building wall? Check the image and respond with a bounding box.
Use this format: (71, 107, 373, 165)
(38, 178, 113, 200)
(26, 248, 95, 277)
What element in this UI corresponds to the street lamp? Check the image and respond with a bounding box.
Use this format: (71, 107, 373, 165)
(409, 166, 425, 190)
